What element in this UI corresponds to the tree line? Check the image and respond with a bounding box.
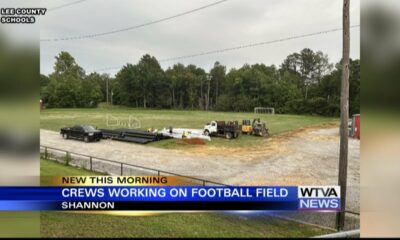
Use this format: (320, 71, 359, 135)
(41, 49, 360, 116)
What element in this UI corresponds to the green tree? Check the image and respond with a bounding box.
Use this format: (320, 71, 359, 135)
(42, 50, 359, 116)
(210, 61, 226, 107)
(166, 64, 186, 109)
(40, 74, 50, 102)
(281, 48, 332, 98)
(47, 52, 83, 107)
(114, 64, 140, 107)
(81, 73, 104, 107)
(136, 55, 165, 108)
(45, 51, 103, 108)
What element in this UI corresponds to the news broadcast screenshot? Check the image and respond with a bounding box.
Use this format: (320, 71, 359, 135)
(0, 0, 399, 238)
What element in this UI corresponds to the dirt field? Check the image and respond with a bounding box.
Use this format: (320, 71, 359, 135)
(40, 126, 359, 211)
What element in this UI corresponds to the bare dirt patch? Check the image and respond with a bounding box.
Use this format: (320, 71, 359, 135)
(184, 123, 341, 161)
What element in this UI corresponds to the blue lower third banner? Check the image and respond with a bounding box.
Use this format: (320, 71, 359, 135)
(0, 186, 341, 211)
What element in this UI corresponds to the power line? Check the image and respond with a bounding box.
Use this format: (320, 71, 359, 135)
(41, 0, 229, 42)
(47, 0, 88, 12)
(160, 25, 360, 62)
(92, 25, 360, 72)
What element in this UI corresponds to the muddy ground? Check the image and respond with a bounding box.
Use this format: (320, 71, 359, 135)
(40, 126, 359, 212)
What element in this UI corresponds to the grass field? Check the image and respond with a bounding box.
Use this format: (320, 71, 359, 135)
(40, 159, 329, 238)
(0, 212, 40, 238)
(41, 159, 105, 176)
(40, 106, 337, 149)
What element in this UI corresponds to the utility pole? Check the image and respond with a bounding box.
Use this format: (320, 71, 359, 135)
(106, 77, 109, 106)
(206, 74, 211, 111)
(336, 0, 350, 231)
(111, 91, 113, 106)
(200, 76, 204, 110)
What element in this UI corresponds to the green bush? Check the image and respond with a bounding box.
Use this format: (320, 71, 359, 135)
(64, 152, 72, 166)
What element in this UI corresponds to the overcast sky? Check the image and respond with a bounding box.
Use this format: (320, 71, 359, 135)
(39, 0, 360, 76)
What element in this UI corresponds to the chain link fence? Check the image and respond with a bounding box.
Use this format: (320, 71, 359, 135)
(40, 145, 226, 186)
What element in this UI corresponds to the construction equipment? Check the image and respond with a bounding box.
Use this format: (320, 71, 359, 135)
(251, 118, 269, 137)
(241, 120, 252, 134)
(242, 118, 269, 137)
(241, 118, 269, 137)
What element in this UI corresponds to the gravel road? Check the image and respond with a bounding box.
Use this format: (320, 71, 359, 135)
(40, 127, 360, 211)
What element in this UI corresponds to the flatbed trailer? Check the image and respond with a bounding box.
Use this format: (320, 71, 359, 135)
(100, 128, 171, 144)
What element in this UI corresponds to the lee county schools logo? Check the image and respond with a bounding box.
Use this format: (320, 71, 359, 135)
(1, 8, 46, 24)
(298, 186, 340, 211)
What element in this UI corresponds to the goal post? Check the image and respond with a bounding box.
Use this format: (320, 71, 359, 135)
(254, 107, 275, 115)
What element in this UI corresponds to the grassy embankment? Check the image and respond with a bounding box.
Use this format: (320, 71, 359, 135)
(40, 159, 329, 238)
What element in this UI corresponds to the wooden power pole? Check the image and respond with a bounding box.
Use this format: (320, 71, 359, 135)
(206, 74, 211, 111)
(336, 0, 350, 231)
(106, 77, 109, 106)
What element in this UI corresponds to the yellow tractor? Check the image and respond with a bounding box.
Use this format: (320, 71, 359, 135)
(241, 120, 253, 134)
(242, 118, 269, 137)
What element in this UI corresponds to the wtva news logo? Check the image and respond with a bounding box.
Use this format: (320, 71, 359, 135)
(298, 186, 341, 211)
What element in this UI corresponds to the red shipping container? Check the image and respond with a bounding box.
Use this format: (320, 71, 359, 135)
(353, 114, 360, 139)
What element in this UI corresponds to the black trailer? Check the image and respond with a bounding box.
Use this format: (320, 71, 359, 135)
(100, 129, 171, 144)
